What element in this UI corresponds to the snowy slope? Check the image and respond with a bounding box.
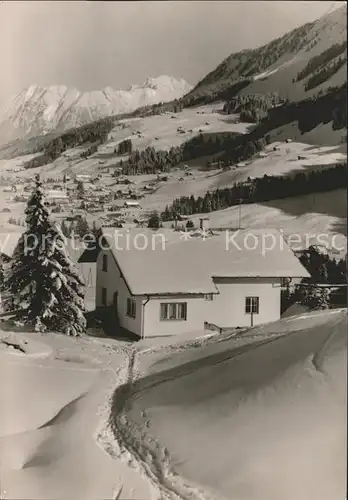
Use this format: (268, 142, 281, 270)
(117, 308, 347, 500)
(0, 327, 154, 500)
(186, 4, 347, 103)
(0, 76, 192, 145)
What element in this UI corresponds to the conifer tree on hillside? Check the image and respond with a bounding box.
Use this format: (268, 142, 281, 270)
(0, 260, 4, 293)
(61, 220, 71, 238)
(76, 181, 85, 199)
(148, 211, 162, 229)
(74, 217, 90, 238)
(91, 220, 100, 239)
(299, 285, 330, 310)
(4, 175, 86, 335)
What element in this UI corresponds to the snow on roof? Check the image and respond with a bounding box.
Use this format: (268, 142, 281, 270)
(124, 201, 141, 206)
(101, 227, 310, 295)
(46, 190, 69, 199)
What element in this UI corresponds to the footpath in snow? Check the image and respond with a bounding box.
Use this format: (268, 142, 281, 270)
(109, 309, 347, 500)
(0, 324, 156, 500)
(1, 309, 346, 500)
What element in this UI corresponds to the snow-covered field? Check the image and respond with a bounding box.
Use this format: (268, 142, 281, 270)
(114, 308, 347, 500)
(0, 138, 346, 266)
(178, 189, 347, 259)
(1, 308, 346, 500)
(253, 55, 299, 81)
(0, 325, 155, 500)
(0, 103, 252, 179)
(140, 141, 346, 211)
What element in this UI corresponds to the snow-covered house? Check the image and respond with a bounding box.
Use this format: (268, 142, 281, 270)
(75, 174, 91, 182)
(124, 200, 141, 209)
(2, 185, 15, 193)
(95, 227, 309, 338)
(45, 190, 70, 205)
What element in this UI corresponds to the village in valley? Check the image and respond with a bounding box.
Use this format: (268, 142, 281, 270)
(0, 2, 347, 500)
(1, 100, 346, 322)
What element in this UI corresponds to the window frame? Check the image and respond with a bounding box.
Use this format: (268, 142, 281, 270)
(160, 302, 187, 321)
(126, 297, 137, 319)
(245, 296, 259, 314)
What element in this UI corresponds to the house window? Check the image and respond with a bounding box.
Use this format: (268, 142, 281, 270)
(126, 298, 136, 318)
(160, 302, 187, 321)
(245, 296, 259, 314)
(102, 254, 108, 272)
(205, 294, 213, 301)
(101, 287, 107, 307)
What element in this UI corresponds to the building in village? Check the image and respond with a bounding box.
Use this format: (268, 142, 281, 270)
(75, 174, 91, 182)
(1, 185, 17, 193)
(45, 190, 70, 205)
(124, 200, 141, 209)
(94, 227, 309, 338)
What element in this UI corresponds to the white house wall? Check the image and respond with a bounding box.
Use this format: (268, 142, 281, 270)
(96, 251, 283, 336)
(143, 296, 206, 337)
(78, 262, 96, 311)
(96, 249, 143, 336)
(206, 277, 281, 328)
(143, 278, 281, 336)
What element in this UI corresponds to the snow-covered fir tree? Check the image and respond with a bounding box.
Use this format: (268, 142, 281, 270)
(0, 260, 4, 291)
(300, 284, 330, 310)
(0, 260, 5, 312)
(5, 175, 86, 335)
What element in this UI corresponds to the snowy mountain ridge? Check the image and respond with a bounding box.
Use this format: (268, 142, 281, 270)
(0, 76, 193, 145)
(186, 4, 347, 104)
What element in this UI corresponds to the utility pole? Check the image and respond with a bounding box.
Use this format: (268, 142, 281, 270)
(236, 198, 243, 229)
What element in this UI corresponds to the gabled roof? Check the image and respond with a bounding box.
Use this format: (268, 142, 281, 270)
(101, 227, 310, 296)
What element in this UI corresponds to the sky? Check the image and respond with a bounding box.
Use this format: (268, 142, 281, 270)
(0, 1, 345, 110)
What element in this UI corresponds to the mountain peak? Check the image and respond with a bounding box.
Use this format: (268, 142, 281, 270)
(0, 76, 193, 145)
(142, 75, 183, 89)
(24, 84, 41, 101)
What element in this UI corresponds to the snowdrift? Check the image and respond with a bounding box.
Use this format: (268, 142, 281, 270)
(117, 309, 347, 500)
(0, 329, 153, 500)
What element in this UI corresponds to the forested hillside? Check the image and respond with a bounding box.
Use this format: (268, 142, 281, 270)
(161, 163, 347, 219)
(183, 5, 347, 106)
(0, 6, 345, 165)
